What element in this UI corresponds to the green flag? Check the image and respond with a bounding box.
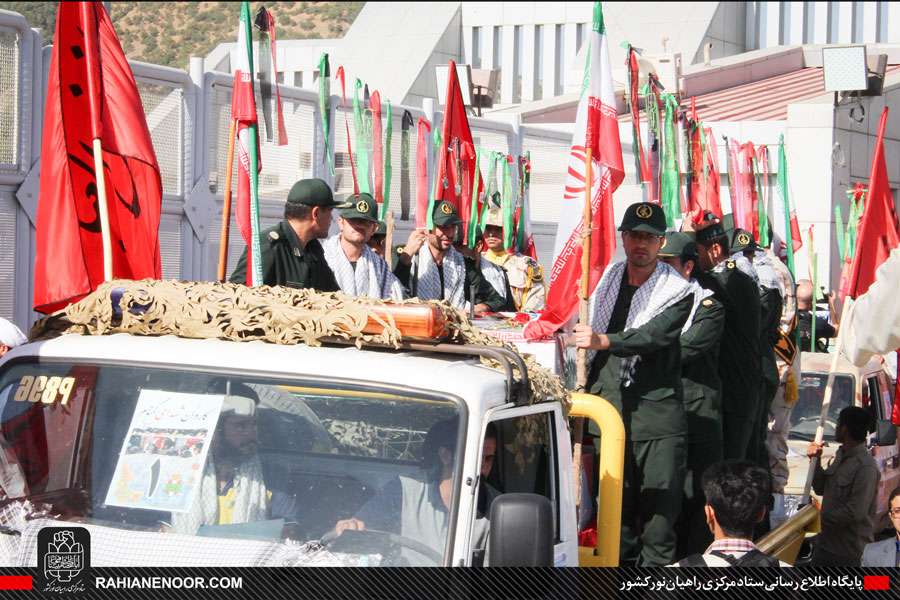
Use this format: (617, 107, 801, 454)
(382, 101, 392, 219)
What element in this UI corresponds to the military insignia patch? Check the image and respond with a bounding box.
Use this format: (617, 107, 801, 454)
(440, 203, 452, 215)
(636, 204, 653, 219)
(268, 231, 280, 241)
(396, 246, 405, 255)
(356, 200, 370, 214)
(702, 299, 713, 307)
(737, 232, 751, 246)
(726, 260, 736, 269)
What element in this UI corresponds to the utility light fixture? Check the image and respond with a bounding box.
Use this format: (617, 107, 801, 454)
(822, 45, 868, 93)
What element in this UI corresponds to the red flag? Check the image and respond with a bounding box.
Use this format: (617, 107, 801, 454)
(699, 128, 723, 221)
(336, 66, 358, 194)
(843, 108, 900, 299)
(34, 1, 162, 314)
(415, 117, 431, 229)
(435, 61, 482, 236)
(371, 90, 384, 203)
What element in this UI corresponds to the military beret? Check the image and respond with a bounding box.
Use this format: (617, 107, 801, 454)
(286, 178, 349, 208)
(339, 193, 379, 223)
(695, 211, 727, 244)
(730, 227, 758, 253)
(432, 200, 462, 227)
(618, 202, 667, 236)
(658, 231, 699, 262)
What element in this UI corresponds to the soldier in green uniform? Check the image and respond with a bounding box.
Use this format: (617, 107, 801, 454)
(659, 232, 726, 557)
(393, 201, 506, 314)
(730, 227, 783, 475)
(692, 213, 761, 461)
(230, 178, 348, 290)
(573, 202, 694, 567)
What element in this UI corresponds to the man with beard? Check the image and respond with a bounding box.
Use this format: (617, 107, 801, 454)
(658, 232, 725, 557)
(691, 213, 761, 461)
(393, 201, 505, 314)
(572, 202, 693, 566)
(171, 383, 296, 535)
(322, 193, 405, 300)
(230, 178, 347, 290)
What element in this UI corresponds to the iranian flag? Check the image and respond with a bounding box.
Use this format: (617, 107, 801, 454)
(771, 135, 802, 273)
(524, 2, 624, 339)
(233, 1, 262, 286)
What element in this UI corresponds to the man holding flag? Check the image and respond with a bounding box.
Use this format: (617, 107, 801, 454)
(573, 202, 693, 566)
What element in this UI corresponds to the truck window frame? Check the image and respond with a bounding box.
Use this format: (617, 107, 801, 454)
(0, 355, 470, 567)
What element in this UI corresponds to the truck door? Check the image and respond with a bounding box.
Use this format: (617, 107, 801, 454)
(466, 404, 576, 567)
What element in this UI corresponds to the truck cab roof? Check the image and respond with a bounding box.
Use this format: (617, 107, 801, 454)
(2, 333, 511, 412)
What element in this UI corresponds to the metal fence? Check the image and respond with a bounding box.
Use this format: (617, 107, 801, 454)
(0, 9, 573, 332)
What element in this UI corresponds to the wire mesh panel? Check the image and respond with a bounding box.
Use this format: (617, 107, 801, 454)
(136, 81, 185, 197)
(207, 82, 318, 206)
(0, 28, 20, 171)
(0, 193, 15, 320)
(158, 214, 183, 280)
(522, 132, 570, 224)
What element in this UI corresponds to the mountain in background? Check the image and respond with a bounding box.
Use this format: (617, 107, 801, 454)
(0, 1, 363, 69)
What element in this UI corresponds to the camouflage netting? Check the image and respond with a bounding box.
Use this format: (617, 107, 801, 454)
(30, 280, 570, 411)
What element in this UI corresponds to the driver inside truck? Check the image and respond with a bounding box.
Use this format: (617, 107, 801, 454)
(333, 418, 499, 565)
(169, 382, 296, 535)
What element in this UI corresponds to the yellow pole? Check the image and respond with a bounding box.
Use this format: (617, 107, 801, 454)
(217, 118, 238, 282)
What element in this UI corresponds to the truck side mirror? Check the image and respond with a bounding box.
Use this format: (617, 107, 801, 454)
(488, 493, 553, 566)
(875, 419, 897, 447)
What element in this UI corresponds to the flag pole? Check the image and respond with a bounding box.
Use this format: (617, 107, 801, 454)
(385, 211, 395, 270)
(572, 146, 593, 510)
(91, 139, 114, 282)
(217, 118, 237, 282)
(802, 298, 855, 500)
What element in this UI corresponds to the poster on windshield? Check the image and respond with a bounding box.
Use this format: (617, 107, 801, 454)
(104, 389, 224, 513)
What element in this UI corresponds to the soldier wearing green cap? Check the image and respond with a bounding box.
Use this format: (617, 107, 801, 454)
(481, 200, 546, 313)
(690, 211, 761, 462)
(367, 220, 388, 258)
(658, 231, 726, 556)
(230, 178, 347, 291)
(572, 202, 694, 566)
(393, 201, 506, 314)
(322, 193, 405, 300)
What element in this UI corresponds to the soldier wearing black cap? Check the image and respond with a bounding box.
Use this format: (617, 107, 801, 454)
(393, 201, 506, 314)
(572, 202, 694, 566)
(230, 178, 346, 291)
(691, 212, 761, 462)
(659, 231, 726, 556)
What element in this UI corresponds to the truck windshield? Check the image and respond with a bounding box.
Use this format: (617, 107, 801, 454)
(0, 360, 463, 566)
(789, 372, 855, 441)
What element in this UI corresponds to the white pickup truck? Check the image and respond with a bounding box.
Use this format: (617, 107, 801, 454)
(0, 312, 624, 567)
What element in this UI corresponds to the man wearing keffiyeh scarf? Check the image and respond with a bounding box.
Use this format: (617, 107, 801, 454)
(572, 202, 693, 567)
(323, 194, 406, 301)
(393, 202, 506, 314)
(659, 232, 726, 557)
(691, 212, 761, 464)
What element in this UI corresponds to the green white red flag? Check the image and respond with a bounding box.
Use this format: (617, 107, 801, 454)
(771, 135, 802, 273)
(525, 1, 624, 339)
(233, 1, 262, 286)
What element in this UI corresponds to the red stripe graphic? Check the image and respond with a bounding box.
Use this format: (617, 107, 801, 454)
(864, 575, 890, 591)
(0, 576, 32, 590)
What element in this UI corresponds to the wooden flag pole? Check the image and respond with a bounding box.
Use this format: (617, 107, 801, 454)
(217, 118, 238, 282)
(91, 138, 113, 282)
(572, 146, 594, 509)
(802, 298, 855, 500)
(385, 210, 395, 269)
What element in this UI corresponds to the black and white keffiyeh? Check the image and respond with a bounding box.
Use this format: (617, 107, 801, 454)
(750, 249, 784, 294)
(413, 245, 467, 308)
(588, 260, 693, 385)
(323, 235, 405, 301)
(479, 257, 509, 303)
(683, 279, 715, 333)
(170, 455, 269, 535)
